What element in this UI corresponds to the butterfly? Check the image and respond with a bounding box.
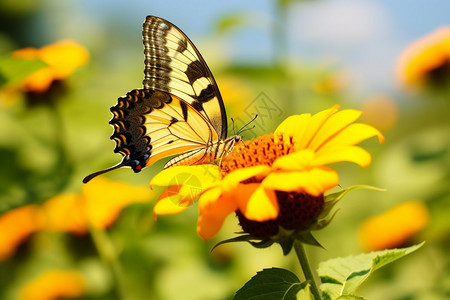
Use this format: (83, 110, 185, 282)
(83, 16, 242, 183)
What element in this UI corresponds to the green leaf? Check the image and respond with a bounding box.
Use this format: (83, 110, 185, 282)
(293, 231, 324, 249)
(336, 296, 367, 300)
(233, 268, 308, 300)
(0, 55, 47, 87)
(296, 283, 313, 300)
(211, 234, 275, 252)
(222, 64, 288, 81)
(319, 185, 385, 221)
(318, 243, 424, 300)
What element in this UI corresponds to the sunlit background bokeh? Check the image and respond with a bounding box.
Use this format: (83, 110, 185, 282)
(1, 0, 450, 299)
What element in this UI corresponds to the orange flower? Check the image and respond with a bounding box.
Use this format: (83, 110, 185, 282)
(359, 201, 429, 251)
(151, 105, 384, 240)
(43, 178, 153, 233)
(361, 94, 398, 131)
(12, 40, 89, 92)
(397, 26, 450, 88)
(19, 269, 85, 300)
(0, 205, 44, 260)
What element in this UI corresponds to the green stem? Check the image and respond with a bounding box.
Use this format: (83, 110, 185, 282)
(90, 227, 126, 300)
(294, 240, 322, 300)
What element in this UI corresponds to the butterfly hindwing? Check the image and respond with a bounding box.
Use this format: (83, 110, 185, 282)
(142, 16, 227, 140)
(109, 89, 218, 171)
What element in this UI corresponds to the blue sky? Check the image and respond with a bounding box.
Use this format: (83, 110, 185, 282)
(44, 0, 450, 93)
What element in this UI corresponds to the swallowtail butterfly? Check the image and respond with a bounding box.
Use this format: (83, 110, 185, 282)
(83, 16, 241, 183)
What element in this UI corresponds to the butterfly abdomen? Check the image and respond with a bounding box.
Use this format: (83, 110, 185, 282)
(164, 135, 240, 168)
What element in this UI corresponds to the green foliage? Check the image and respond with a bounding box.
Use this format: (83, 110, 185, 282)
(0, 55, 47, 87)
(233, 268, 311, 300)
(318, 243, 424, 300)
(215, 14, 248, 34)
(314, 186, 386, 231)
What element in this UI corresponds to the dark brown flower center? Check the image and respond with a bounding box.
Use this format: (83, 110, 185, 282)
(427, 57, 450, 86)
(236, 192, 324, 237)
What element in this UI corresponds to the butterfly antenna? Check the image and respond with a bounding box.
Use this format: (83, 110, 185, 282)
(237, 114, 258, 135)
(231, 117, 237, 136)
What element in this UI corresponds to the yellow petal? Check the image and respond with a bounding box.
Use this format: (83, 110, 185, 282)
(197, 187, 238, 240)
(19, 269, 85, 300)
(274, 113, 311, 145)
(239, 184, 279, 221)
(178, 183, 204, 203)
(82, 178, 152, 229)
(314, 146, 372, 167)
(198, 186, 225, 211)
(308, 109, 362, 151)
(39, 40, 89, 78)
(262, 168, 338, 196)
(0, 205, 44, 261)
(295, 105, 340, 150)
(272, 149, 315, 171)
(318, 123, 385, 154)
(150, 165, 221, 189)
(221, 165, 271, 192)
(153, 194, 188, 218)
(42, 194, 87, 234)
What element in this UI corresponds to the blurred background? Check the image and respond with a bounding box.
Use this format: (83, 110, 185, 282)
(0, 0, 449, 299)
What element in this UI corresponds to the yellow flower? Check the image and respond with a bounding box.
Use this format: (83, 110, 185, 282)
(82, 177, 153, 229)
(42, 194, 88, 235)
(43, 178, 153, 233)
(12, 39, 89, 93)
(359, 201, 429, 251)
(397, 26, 450, 88)
(19, 269, 85, 300)
(152, 105, 384, 240)
(0, 205, 44, 261)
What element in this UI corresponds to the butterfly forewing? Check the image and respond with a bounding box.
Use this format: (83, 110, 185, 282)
(83, 16, 237, 184)
(142, 16, 227, 140)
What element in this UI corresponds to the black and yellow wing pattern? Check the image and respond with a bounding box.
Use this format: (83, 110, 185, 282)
(83, 16, 238, 183)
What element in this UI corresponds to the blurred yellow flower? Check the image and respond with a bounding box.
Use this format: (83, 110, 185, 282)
(42, 194, 87, 235)
(82, 177, 153, 229)
(216, 76, 253, 113)
(0, 205, 44, 261)
(19, 269, 85, 300)
(361, 94, 398, 131)
(359, 201, 429, 251)
(397, 26, 450, 88)
(43, 178, 153, 233)
(312, 72, 347, 95)
(12, 39, 89, 93)
(0, 179, 151, 260)
(152, 105, 384, 240)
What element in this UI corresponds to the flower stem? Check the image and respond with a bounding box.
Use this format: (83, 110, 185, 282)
(90, 227, 126, 300)
(294, 240, 322, 300)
